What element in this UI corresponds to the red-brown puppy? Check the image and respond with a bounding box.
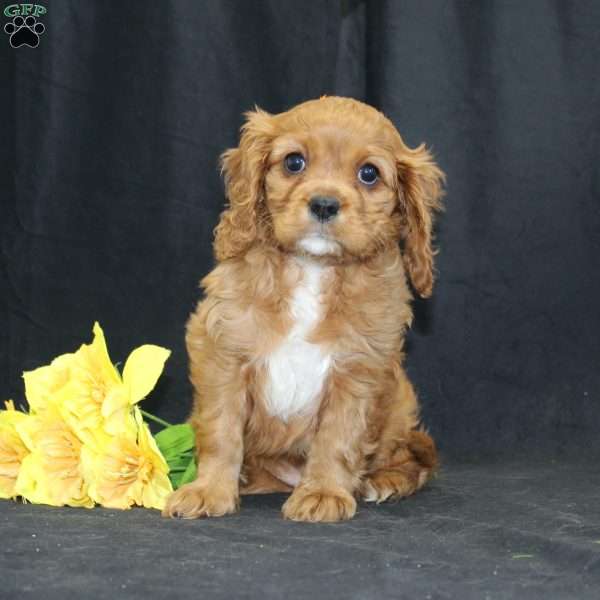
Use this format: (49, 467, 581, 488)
(164, 96, 444, 522)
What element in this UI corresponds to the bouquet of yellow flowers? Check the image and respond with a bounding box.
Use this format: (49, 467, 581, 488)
(0, 323, 196, 511)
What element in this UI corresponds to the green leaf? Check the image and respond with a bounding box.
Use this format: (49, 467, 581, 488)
(164, 454, 194, 473)
(152, 422, 197, 489)
(177, 457, 198, 488)
(155, 423, 195, 459)
(164, 453, 194, 473)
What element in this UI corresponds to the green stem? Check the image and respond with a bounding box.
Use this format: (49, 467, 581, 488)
(140, 409, 173, 429)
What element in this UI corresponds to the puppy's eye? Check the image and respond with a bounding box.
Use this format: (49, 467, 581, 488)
(358, 163, 379, 185)
(284, 153, 306, 174)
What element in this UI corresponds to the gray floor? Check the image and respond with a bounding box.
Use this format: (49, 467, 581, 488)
(3, 461, 599, 600)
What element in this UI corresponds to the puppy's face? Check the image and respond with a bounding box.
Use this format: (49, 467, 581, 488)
(263, 102, 401, 260)
(216, 97, 444, 297)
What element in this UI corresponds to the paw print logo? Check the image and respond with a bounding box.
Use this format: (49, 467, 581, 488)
(4, 15, 45, 48)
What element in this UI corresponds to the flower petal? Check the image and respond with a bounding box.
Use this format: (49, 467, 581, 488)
(15, 453, 53, 505)
(122, 345, 171, 405)
(84, 322, 121, 385)
(23, 353, 74, 414)
(0, 417, 29, 499)
(14, 412, 92, 507)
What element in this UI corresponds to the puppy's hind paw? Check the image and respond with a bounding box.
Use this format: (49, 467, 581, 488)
(162, 482, 239, 519)
(361, 467, 430, 503)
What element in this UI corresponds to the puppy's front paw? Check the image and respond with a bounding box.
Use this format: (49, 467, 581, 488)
(282, 485, 356, 522)
(162, 482, 239, 519)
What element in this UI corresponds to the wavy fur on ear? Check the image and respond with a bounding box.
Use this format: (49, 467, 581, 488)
(214, 109, 275, 261)
(397, 145, 445, 298)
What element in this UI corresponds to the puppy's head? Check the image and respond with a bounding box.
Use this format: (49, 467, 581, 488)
(215, 96, 444, 297)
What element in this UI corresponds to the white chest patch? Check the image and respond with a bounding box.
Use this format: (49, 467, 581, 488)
(263, 259, 332, 422)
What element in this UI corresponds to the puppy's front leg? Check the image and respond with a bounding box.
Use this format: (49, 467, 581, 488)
(282, 370, 370, 522)
(163, 342, 246, 519)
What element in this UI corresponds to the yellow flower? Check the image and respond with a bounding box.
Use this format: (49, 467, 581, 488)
(15, 408, 93, 508)
(6, 323, 172, 511)
(83, 407, 172, 510)
(0, 401, 29, 499)
(56, 323, 170, 441)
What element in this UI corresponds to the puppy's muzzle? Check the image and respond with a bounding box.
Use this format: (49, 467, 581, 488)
(309, 196, 340, 223)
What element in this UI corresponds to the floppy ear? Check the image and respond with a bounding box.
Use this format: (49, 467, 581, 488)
(213, 108, 275, 261)
(397, 144, 445, 298)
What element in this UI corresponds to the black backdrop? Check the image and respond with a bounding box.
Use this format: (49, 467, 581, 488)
(2, 1, 599, 461)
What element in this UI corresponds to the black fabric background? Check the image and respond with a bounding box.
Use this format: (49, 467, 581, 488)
(2, 1, 599, 461)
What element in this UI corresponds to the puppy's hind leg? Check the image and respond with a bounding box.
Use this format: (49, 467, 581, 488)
(361, 372, 439, 503)
(362, 430, 438, 503)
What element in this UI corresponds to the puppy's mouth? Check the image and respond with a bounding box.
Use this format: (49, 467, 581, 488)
(296, 229, 342, 257)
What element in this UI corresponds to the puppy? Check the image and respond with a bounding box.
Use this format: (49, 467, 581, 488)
(164, 96, 444, 522)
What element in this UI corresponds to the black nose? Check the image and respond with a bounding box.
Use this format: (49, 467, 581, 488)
(309, 196, 340, 222)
